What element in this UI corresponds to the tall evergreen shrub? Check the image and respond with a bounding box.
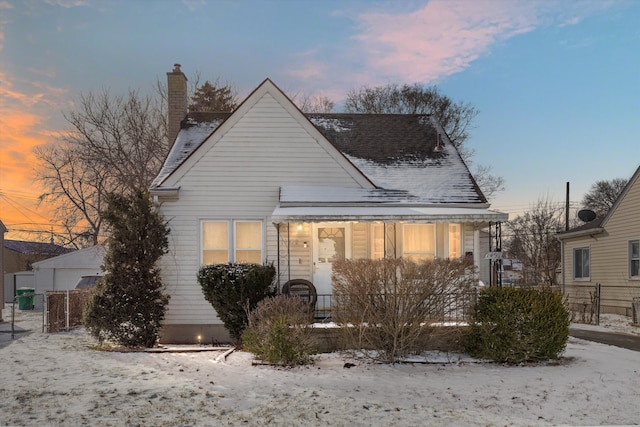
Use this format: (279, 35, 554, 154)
(83, 191, 170, 348)
(198, 263, 276, 342)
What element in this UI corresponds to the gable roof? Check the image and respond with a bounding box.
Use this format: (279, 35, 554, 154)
(0, 220, 7, 233)
(151, 79, 487, 206)
(558, 164, 640, 240)
(31, 244, 106, 269)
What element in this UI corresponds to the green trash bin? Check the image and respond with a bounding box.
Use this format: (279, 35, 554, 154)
(16, 287, 35, 310)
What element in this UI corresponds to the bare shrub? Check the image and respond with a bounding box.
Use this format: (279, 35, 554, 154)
(242, 295, 316, 366)
(332, 258, 476, 363)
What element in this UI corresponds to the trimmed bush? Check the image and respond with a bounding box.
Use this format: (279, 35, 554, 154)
(465, 287, 570, 364)
(198, 263, 276, 342)
(242, 295, 317, 366)
(332, 257, 477, 363)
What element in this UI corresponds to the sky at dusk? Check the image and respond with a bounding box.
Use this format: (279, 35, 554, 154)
(1, 0, 639, 242)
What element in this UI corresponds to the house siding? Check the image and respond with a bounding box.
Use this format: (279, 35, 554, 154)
(158, 92, 368, 326)
(562, 171, 640, 314)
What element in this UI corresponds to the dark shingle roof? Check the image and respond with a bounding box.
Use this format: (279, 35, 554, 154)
(152, 111, 487, 204)
(4, 240, 73, 256)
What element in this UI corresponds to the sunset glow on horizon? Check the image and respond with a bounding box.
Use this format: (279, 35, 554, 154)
(1, 0, 639, 244)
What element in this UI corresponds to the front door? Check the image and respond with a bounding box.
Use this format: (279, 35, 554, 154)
(312, 223, 351, 295)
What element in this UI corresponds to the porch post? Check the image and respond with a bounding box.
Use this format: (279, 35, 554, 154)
(276, 223, 281, 293)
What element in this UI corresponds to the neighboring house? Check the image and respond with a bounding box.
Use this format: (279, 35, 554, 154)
(557, 165, 640, 315)
(0, 220, 7, 320)
(3, 239, 73, 274)
(151, 65, 508, 343)
(31, 245, 105, 294)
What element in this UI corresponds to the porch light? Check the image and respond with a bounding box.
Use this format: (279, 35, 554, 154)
(197, 334, 202, 345)
(297, 224, 303, 231)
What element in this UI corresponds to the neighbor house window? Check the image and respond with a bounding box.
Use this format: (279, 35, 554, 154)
(403, 224, 435, 261)
(448, 224, 461, 259)
(630, 240, 640, 278)
(371, 223, 385, 259)
(573, 247, 590, 280)
(201, 220, 263, 265)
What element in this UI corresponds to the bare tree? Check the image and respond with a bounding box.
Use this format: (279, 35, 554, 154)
(345, 83, 477, 149)
(582, 178, 628, 216)
(35, 89, 168, 247)
(294, 93, 335, 113)
(506, 197, 565, 286)
(344, 83, 503, 199)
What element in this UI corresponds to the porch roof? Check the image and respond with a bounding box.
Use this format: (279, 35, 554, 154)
(271, 205, 508, 224)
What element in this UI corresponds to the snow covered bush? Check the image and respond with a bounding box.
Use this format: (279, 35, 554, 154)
(465, 287, 570, 364)
(198, 263, 276, 343)
(83, 191, 170, 348)
(332, 258, 476, 363)
(242, 294, 317, 366)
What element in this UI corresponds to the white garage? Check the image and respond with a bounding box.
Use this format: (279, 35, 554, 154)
(32, 245, 105, 293)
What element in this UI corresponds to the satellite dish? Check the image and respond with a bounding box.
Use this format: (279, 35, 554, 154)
(578, 209, 597, 222)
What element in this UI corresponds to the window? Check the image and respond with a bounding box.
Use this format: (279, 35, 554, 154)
(403, 224, 435, 261)
(202, 220, 263, 265)
(371, 223, 385, 259)
(573, 247, 590, 280)
(630, 240, 639, 278)
(448, 224, 461, 259)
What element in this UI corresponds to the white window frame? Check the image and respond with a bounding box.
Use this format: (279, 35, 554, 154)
(629, 240, 639, 279)
(573, 246, 590, 280)
(201, 219, 264, 265)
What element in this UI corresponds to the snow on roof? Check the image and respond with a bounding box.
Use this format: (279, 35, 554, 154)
(151, 115, 227, 188)
(271, 205, 508, 223)
(279, 185, 417, 205)
(345, 141, 481, 204)
(152, 110, 486, 206)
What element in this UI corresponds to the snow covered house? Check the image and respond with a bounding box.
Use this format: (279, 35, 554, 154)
(557, 164, 640, 315)
(151, 65, 507, 343)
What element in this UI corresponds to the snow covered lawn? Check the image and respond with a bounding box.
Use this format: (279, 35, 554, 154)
(1, 309, 639, 426)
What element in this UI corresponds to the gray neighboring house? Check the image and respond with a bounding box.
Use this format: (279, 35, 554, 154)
(151, 67, 508, 343)
(31, 245, 105, 294)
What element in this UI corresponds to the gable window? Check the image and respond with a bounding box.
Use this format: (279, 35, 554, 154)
(403, 224, 435, 261)
(630, 240, 640, 278)
(448, 224, 461, 259)
(202, 220, 263, 265)
(573, 247, 590, 280)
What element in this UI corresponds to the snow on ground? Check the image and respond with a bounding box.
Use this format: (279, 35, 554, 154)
(1, 308, 639, 426)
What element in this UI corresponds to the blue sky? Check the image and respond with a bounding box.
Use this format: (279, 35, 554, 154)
(1, 0, 639, 239)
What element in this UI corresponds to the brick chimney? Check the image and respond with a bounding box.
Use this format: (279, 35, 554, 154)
(167, 63, 188, 146)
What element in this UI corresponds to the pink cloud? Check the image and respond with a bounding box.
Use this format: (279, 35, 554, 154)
(288, 0, 618, 99)
(354, 0, 540, 83)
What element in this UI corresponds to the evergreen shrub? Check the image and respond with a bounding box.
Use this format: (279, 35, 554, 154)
(242, 294, 317, 366)
(465, 287, 570, 364)
(83, 191, 170, 348)
(198, 263, 276, 342)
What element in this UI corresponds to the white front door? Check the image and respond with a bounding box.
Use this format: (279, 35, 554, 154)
(312, 223, 351, 295)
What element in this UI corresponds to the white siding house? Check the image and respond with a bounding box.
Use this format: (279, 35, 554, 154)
(152, 70, 507, 343)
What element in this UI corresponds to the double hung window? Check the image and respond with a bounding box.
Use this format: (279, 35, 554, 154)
(202, 220, 263, 265)
(573, 247, 590, 280)
(630, 240, 639, 278)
